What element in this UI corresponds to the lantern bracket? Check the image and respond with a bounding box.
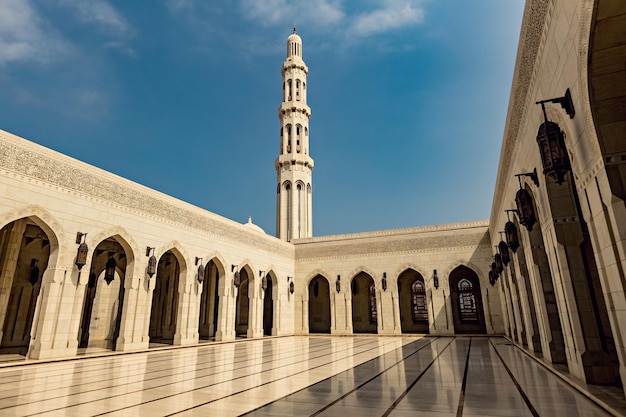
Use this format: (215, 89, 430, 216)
(536, 88, 575, 119)
(515, 168, 539, 187)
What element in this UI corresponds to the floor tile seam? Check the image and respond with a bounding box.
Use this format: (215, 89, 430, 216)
(0, 339, 372, 399)
(82, 338, 419, 417)
(495, 340, 621, 417)
(309, 337, 452, 417)
(13, 338, 411, 416)
(487, 337, 540, 417)
(190, 337, 433, 417)
(376, 337, 460, 417)
(0, 335, 297, 371)
(0, 338, 330, 380)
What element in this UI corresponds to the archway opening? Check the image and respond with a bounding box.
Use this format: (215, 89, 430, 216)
(235, 268, 252, 337)
(78, 237, 127, 350)
(0, 219, 52, 355)
(351, 272, 377, 334)
(262, 273, 274, 336)
(308, 275, 330, 333)
(398, 269, 429, 333)
(198, 259, 220, 340)
(449, 266, 486, 334)
(149, 250, 180, 345)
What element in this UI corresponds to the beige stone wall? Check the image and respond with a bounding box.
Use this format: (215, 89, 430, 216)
(0, 128, 295, 359)
(293, 222, 503, 336)
(490, 0, 626, 392)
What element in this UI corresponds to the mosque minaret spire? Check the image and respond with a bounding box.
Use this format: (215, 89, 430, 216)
(276, 28, 313, 241)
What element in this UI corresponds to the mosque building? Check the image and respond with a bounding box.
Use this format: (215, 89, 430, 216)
(0, 0, 624, 398)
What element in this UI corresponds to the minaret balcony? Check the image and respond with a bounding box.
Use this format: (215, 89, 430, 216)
(275, 154, 314, 170)
(278, 102, 311, 117)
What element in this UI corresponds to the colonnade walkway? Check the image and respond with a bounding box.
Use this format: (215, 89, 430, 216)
(0, 336, 622, 416)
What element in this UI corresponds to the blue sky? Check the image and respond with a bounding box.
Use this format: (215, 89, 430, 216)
(0, 0, 525, 237)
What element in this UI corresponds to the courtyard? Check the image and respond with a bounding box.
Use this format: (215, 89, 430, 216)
(0, 336, 621, 416)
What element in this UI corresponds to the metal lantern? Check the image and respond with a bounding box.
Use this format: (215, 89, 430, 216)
(197, 263, 205, 284)
(234, 271, 241, 287)
(515, 188, 537, 231)
(498, 241, 510, 266)
(104, 256, 116, 285)
(147, 254, 157, 277)
(289, 280, 294, 294)
(505, 220, 520, 253)
(537, 121, 570, 185)
(261, 274, 268, 290)
(489, 270, 495, 286)
(335, 275, 341, 293)
(29, 260, 40, 286)
(433, 269, 439, 289)
(75, 240, 88, 270)
(495, 253, 503, 273)
(381, 272, 387, 291)
(491, 262, 499, 279)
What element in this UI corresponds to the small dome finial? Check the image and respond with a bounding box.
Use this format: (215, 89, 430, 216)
(248, 216, 252, 224)
(293, 25, 297, 34)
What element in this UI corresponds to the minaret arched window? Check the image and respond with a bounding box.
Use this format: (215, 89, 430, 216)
(280, 127, 284, 154)
(296, 80, 301, 101)
(285, 182, 292, 241)
(286, 124, 292, 153)
(296, 124, 302, 153)
(297, 183, 302, 239)
(282, 82, 286, 102)
(287, 79, 292, 101)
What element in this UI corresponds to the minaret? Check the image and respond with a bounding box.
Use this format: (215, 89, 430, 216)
(276, 28, 313, 241)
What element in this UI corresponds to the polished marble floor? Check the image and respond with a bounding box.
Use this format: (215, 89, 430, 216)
(0, 336, 620, 416)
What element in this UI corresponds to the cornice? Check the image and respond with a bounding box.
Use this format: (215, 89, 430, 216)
(0, 129, 293, 256)
(490, 0, 551, 227)
(294, 220, 489, 245)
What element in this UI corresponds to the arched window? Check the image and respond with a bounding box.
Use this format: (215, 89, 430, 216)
(286, 125, 292, 153)
(369, 284, 377, 324)
(296, 79, 301, 100)
(411, 280, 428, 323)
(287, 79, 292, 101)
(296, 124, 302, 153)
(457, 278, 478, 322)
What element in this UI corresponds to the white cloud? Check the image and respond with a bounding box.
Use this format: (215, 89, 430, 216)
(59, 0, 131, 36)
(0, 0, 69, 66)
(239, 0, 344, 27)
(350, 0, 425, 37)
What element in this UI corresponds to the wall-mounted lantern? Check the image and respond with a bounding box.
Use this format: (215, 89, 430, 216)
(75, 232, 88, 271)
(381, 272, 387, 291)
(515, 183, 537, 232)
(335, 275, 341, 293)
(489, 270, 495, 286)
(260, 270, 267, 290)
(196, 257, 205, 283)
(498, 232, 510, 266)
(288, 276, 294, 294)
(536, 89, 574, 185)
(433, 269, 439, 289)
(504, 210, 520, 253)
(494, 252, 503, 274)
(491, 262, 499, 279)
(146, 247, 157, 278)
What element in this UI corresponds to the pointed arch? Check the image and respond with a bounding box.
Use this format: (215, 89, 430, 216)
(0, 209, 61, 354)
(308, 274, 331, 334)
(351, 271, 377, 334)
(0, 205, 63, 265)
(397, 268, 429, 334)
(449, 265, 486, 334)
